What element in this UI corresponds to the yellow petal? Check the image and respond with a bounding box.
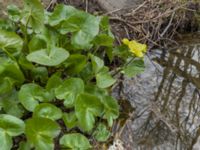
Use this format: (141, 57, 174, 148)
(122, 38, 130, 45)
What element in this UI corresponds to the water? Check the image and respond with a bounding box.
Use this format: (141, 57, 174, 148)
(119, 34, 200, 150)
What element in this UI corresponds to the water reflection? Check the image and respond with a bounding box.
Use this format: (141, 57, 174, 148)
(121, 36, 200, 150)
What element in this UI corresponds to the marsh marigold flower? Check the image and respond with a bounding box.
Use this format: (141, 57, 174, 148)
(122, 38, 147, 57)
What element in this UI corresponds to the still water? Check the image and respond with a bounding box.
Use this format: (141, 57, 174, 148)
(118, 34, 200, 150)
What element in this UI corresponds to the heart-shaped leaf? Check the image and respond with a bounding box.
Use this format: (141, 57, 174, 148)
(90, 54, 104, 74)
(0, 130, 12, 150)
(48, 4, 77, 26)
(55, 78, 84, 108)
(96, 67, 116, 88)
(75, 93, 103, 131)
(26, 47, 69, 66)
(33, 103, 62, 121)
(18, 83, 49, 111)
(25, 117, 60, 150)
(60, 133, 91, 150)
(0, 114, 25, 136)
(64, 54, 87, 75)
(21, 0, 44, 32)
(0, 30, 23, 56)
(62, 112, 78, 129)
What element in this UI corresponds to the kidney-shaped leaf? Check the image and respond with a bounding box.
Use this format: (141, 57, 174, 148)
(60, 133, 91, 150)
(62, 112, 78, 129)
(0, 114, 25, 136)
(26, 47, 69, 66)
(0, 29, 23, 56)
(55, 78, 84, 108)
(18, 83, 47, 111)
(33, 103, 62, 121)
(0, 129, 12, 150)
(25, 117, 60, 150)
(21, 0, 44, 32)
(75, 93, 103, 132)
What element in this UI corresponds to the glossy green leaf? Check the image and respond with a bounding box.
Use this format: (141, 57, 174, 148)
(102, 96, 119, 126)
(0, 130, 12, 150)
(0, 29, 23, 56)
(48, 4, 77, 26)
(21, 0, 44, 32)
(0, 59, 25, 84)
(18, 141, 32, 150)
(93, 123, 110, 142)
(70, 14, 101, 49)
(0, 114, 25, 136)
(93, 34, 114, 47)
(75, 93, 103, 131)
(62, 112, 78, 129)
(123, 59, 145, 77)
(0, 77, 15, 95)
(33, 103, 62, 121)
(64, 54, 87, 75)
(55, 78, 84, 108)
(26, 47, 69, 66)
(90, 54, 104, 74)
(96, 67, 116, 88)
(18, 83, 48, 111)
(0, 91, 24, 118)
(60, 133, 91, 150)
(28, 35, 46, 52)
(25, 117, 60, 150)
(46, 73, 62, 91)
(7, 5, 21, 22)
(31, 67, 48, 83)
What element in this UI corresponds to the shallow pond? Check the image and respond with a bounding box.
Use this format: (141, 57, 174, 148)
(119, 34, 200, 150)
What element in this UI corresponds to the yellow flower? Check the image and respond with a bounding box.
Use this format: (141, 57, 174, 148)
(122, 38, 147, 57)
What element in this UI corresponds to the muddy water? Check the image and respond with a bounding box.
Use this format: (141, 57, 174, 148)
(120, 34, 200, 150)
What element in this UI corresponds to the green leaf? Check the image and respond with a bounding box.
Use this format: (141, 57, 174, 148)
(18, 83, 48, 111)
(7, 5, 21, 22)
(60, 133, 91, 150)
(26, 47, 69, 66)
(70, 14, 101, 49)
(0, 91, 24, 118)
(48, 4, 77, 26)
(64, 54, 87, 75)
(0, 29, 23, 56)
(25, 117, 60, 150)
(28, 35, 46, 52)
(18, 141, 32, 150)
(75, 93, 103, 131)
(0, 114, 25, 136)
(55, 78, 84, 108)
(123, 59, 145, 77)
(0, 59, 25, 84)
(93, 34, 114, 47)
(96, 67, 116, 88)
(33, 103, 62, 121)
(62, 112, 78, 129)
(21, 0, 44, 32)
(46, 73, 62, 91)
(93, 123, 110, 142)
(90, 54, 104, 74)
(31, 67, 48, 83)
(85, 84, 108, 100)
(0, 130, 12, 150)
(102, 96, 119, 126)
(0, 77, 15, 95)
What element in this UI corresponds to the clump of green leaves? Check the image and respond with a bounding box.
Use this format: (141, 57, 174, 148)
(0, 0, 145, 149)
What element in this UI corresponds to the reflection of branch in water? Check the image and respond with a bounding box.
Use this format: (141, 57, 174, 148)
(133, 45, 200, 149)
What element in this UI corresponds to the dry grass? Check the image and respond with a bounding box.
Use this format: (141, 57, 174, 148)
(108, 0, 199, 50)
